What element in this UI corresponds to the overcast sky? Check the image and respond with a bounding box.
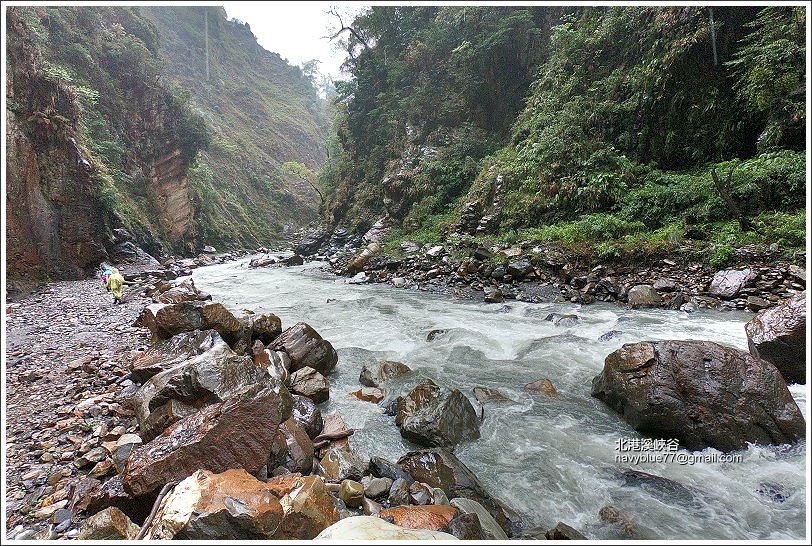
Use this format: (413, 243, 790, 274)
(222, 2, 367, 82)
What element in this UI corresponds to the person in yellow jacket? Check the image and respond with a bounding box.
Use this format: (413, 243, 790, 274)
(102, 266, 126, 305)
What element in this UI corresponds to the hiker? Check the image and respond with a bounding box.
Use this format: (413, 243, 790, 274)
(102, 265, 126, 305)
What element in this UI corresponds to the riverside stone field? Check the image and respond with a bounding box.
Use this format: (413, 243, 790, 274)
(3, 242, 806, 540)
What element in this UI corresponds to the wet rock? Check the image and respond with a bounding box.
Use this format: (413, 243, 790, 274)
(746, 296, 771, 312)
(266, 474, 340, 538)
(627, 285, 662, 308)
(359, 360, 412, 387)
(145, 469, 284, 539)
(74, 446, 107, 469)
(136, 303, 203, 341)
(591, 340, 805, 451)
(544, 313, 578, 326)
(379, 505, 458, 531)
(111, 434, 142, 473)
(129, 330, 222, 383)
(122, 383, 293, 497)
(447, 512, 485, 540)
(409, 481, 433, 505)
(78, 507, 139, 540)
(362, 497, 383, 516)
(450, 497, 508, 540)
(339, 480, 364, 508)
(524, 378, 557, 396)
(708, 268, 758, 298)
(318, 446, 368, 482)
(291, 395, 323, 439)
(745, 292, 806, 384)
(472, 386, 510, 403)
(288, 367, 330, 404)
(155, 278, 211, 304)
(295, 228, 332, 256)
(200, 303, 247, 347)
(618, 469, 701, 509)
(362, 477, 392, 498)
(139, 399, 198, 443)
(315, 515, 458, 540)
(76, 476, 153, 524)
(282, 254, 305, 266)
(319, 413, 352, 450)
(272, 323, 337, 375)
(254, 349, 290, 383)
(349, 387, 384, 403)
(426, 329, 449, 342)
(269, 418, 315, 475)
(484, 287, 504, 303)
(545, 521, 587, 540)
(251, 313, 283, 344)
(346, 243, 382, 274)
(653, 278, 677, 291)
(598, 504, 637, 536)
(387, 478, 411, 507)
(599, 330, 623, 342)
(397, 448, 513, 536)
(369, 456, 414, 484)
(396, 379, 481, 447)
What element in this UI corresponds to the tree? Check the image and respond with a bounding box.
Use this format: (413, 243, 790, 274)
(283, 161, 324, 204)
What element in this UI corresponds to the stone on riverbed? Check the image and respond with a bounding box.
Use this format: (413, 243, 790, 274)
(129, 329, 222, 382)
(450, 498, 508, 540)
(379, 505, 459, 531)
(122, 383, 292, 497)
(288, 366, 330, 404)
(272, 322, 337, 375)
(396, 379, 480, 447)
(745, 292, 806, 384)
(314, 515, 458, 540)
(291, 394, 323, 439)
(397, 448, 514, 536)
(708, 267, 758, 298)
(627, 285, 662, 308)
(318, 445, 368, 482)
(472, 386, 511, 403)
(591, 340, 805, 452)
(78, 507, 139, 540)
(359, 360, 411, 387)
(269, 418, 315, 475)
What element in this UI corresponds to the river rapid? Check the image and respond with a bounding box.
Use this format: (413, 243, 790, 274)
(193, 256, 806, 540)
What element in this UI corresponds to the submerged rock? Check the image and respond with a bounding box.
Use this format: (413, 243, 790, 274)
(396, 379, 480, 447)
(745, 292, 806, 384)
(591, 340, 805, 451)
(524, 378, 557, 396)
(359, 360, 411, 387)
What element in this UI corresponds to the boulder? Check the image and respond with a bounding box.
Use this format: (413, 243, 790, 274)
(388, 478, 411, 506)
(154, 278, 211, 304)
(447, 512, 485, 540)
(339, 480, 364, 508)
(73, 476, 153, 524)
(472, 387, 510, 403)
(362, 477, 392, 498)
(627, 285, 662, 308)
(122, 383, 293, 497)
(591, 340, 805, 451)
(78, 507, 139, 540)
(314, 515, 458, 540)
(450, 497, 508, 540)
(250, 256, 278, 268)
(266, 474, 340, 539)
(653, 278, 677, 291)
(269, 418, 315, 475)
(251, 313, 283, 344)
(289, 367, 330, 404)
(295, 228, 332, 256)
(136, 303, 203, 341)
(708, 268, 758, 298)
(745, 292, 806, 384)
(254, 349, 290, 383)
(379, 505, 459, 531)
(349, 387, 384, 403)
(369, 456, 414, 484)
(546, 521, 587, 540)
(291, 395, 323, 439)
(145, 469, 285, 539)
(409, 481, 434, 505)
(319, 413, 352, 450)
(396, 379, 480, 447)
(139, 399, 198, 443)
(129, 329, 222, 383)
(346, 243, 382, 274)
(200, 303, 247, 347)
(318, 446, 367, 482)
(397, 448, 513, 536)
(359, 360, 412, 387)
(484, 287, 504, 303)
(283, 254, 305, 266)
(362, 216, 393, 244)
(525, 378, 557, 396)
(272, 323, 338, 375)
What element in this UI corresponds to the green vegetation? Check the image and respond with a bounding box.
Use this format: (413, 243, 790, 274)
(323, 6, 806, 265)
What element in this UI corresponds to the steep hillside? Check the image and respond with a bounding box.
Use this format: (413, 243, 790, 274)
(322, 6, 806, 264)
(6, 6, 209, 294)
(142, 6, 328, 247)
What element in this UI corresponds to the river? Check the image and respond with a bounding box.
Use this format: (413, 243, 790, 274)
(193, 256, 806, 540)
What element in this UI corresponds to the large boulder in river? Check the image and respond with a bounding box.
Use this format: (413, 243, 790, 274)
(745, 292, 806, 385)
(154, 278, 211, 304)
(591, 340, 805, 452)
(251, 313, 283, 344)
(708, 268, 758, 298)
(136, 303, 203, 340)
(145, 469, 285, 539)
(397, 448, 514, 536)
(291, 394, 323, 439)
(359, 360, 412, 387)
(129, 329, 222, 383)
(396, 379, 480, 447)
(122, 383, 292, 497)
(268, 418, 315, 475)
(272, 322, 337, 375)
(315, 515, 458, 540)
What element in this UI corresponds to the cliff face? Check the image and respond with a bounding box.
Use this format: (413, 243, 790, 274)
(142, 6, 328, 247)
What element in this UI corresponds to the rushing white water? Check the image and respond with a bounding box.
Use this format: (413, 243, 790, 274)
(193, 257, 807, 540)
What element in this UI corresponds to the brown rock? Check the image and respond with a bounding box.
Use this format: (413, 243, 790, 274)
(251, 313, 283, 344)
(379, 505, 459, 531)
(122, 383, 293, 497)
(349, 387, 384, 403)
(318, 445, 368, 482)
(78, 507, 140, 540)
(524, 378, 557, 396)
(272, 322, 338, 375)
(145, 469, 285, 539)
(129, 329, 222, 382)
(396, 379, 480, 447)
(745, 292, 806, 384)
(269, 418, 315, 475)
(291, 395, 323, 439)
(359, 360, 411, 387)
(472, 386, 510, 403)
(288, 367, 329, 404)
(140, 399, 198, 443)
(266, 474, 340, 539)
